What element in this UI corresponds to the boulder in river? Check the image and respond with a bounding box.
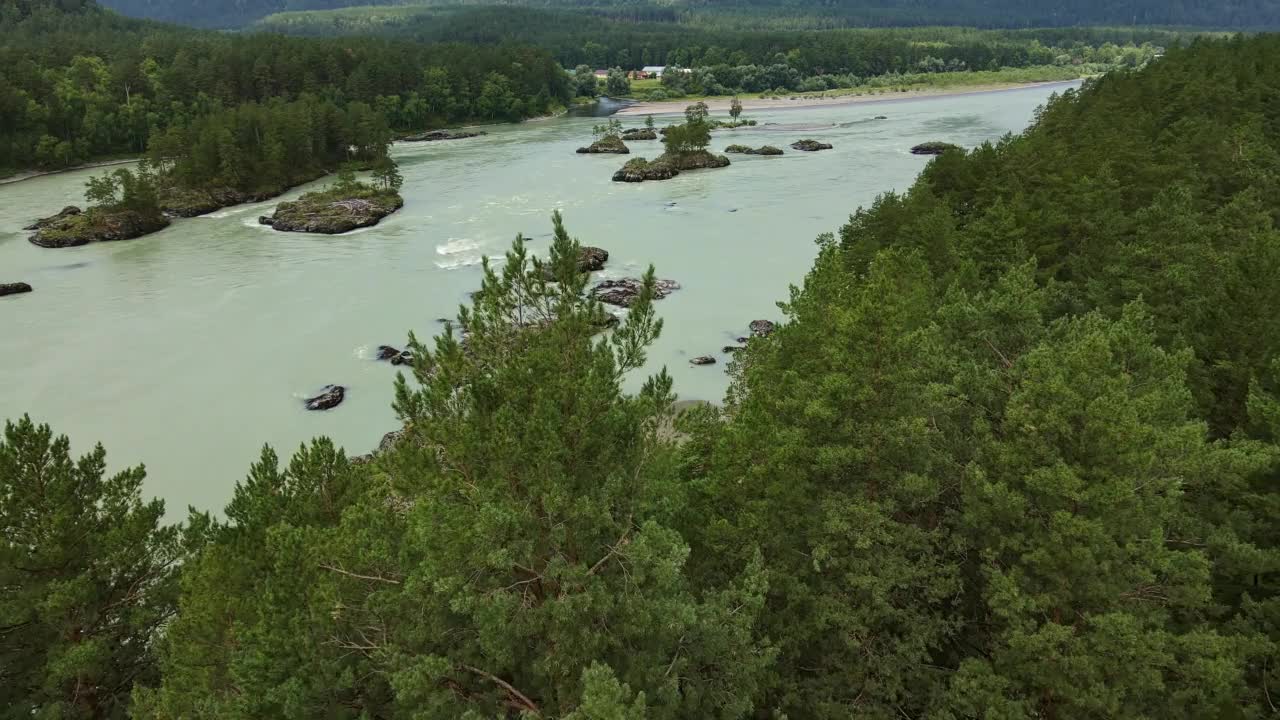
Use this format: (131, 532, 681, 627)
(402, 129, 485, 142)
(690, 356, 717, 365)
(791, 139, 833, 152)
(911, 141, 961, 155)
(376, 345, 401, 361)
(261, 189, 404, 234)
(304, 384, 345, 411)
(0, 282, 33, 297)
(577, 135, 630, 154)
(722, 345, 745, 353)
(874, 115, 888, 120)
(589, 277, 681, 307)
(29, 208, 170, 248)
(749, 319, 776, 337)
(725, 144, 784, 156)
(24, 206, 81, 231)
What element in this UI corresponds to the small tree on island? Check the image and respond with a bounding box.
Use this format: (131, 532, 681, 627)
(662, 102, 712, 155)
(84, 161, 163, 217)
(730, 96, 743, 120)
(644, 114, 655, 129)
(371, 156, 403, 192)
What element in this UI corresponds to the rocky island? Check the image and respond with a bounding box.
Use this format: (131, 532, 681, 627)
(612, 103, 731, 182)
(911, 141, 961, 155)
(27, 204, 169, 248)
(612, 151, 730, 182)
(576, 135, 630, 154)
(791, 139, 833, 151)
(402, 129, 486, 142)
(589, 277, 681, 307)
(0, 282, 33, 297)
(260, 178, 404, 234)
(725, 144, 785, 155)
(622, 127, 658, 141)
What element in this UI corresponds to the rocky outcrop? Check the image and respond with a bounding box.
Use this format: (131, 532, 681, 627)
(376, 345, 414, 365)
(304, 384, 345, 411)
(160, 174, 328, 218)
(725, 145, 784, 156)
(589, 277, 681, 307)
(24, 206, 81, 231)
(29, 209, 170, 248)
(613, 157, 678, 183)
(577, 246, 609, 272)
(749, 319, 776, 337)
(791, 139, 833, 152)
(540, 246, 610, 280)
(690, 356, 716, 365)
(402, 129, 485, 142)
(260, 191, 404, 234)
(622, 128, 658, 141)
(0, 282, 33, 297)
(612, 151, 730, 183)
(577, 135, 630, 154)
(911, 141, 961, 155)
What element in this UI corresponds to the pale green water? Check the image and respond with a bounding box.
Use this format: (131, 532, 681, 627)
(0, 82, 1076, 516)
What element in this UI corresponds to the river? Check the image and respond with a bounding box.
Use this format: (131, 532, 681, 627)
(0, 81, 1077, 516)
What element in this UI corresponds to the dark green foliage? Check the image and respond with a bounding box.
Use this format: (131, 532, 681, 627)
(12, 24, 1280, 720)
(0, 2, 570, 173)
(0, 416, 185, 720)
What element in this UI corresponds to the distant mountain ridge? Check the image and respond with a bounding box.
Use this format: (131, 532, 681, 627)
(96, 0, 1280, 30)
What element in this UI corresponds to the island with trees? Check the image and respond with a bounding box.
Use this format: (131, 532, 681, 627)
(612, 102, 730, 182)
(259, 161, 405, 234)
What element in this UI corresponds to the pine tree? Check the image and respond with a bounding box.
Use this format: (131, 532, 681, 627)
(0, 416, 185, 720)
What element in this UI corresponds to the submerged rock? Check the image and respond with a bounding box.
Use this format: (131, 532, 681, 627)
(622, 128, 658, 141)
(911, 141, 961, 155)
(24, 206, 81, 231)
(402, 129, 485, 142)
(589, 277, 681, 307)
(261, 190, 404, 234)
(749, 319, 776, 337)
(874, 115, 888, 120)
(690, 356, 717, 366)
(577, 135, 630, 154)
(304, 384, 345, 411)
(722, 345, 745, 353)
(29, 209, 170, 248)
(725, 144, 785, 156)
(0, 282, 33, 297)
(791, 139, 833, 152)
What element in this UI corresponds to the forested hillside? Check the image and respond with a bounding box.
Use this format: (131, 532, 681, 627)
(96, 0, 1280, 30)
(0, 0, 569, 173)
(258, 5, 1185, 75)
(7, 33, 1280, 719)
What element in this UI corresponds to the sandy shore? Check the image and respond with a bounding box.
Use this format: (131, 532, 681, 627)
(0, 158, 138, 186)
(614, 79, 1081, 116)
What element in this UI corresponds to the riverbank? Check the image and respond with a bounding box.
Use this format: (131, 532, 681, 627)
(0, 158, 138, 186)
(615, 79, 1082, 116)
